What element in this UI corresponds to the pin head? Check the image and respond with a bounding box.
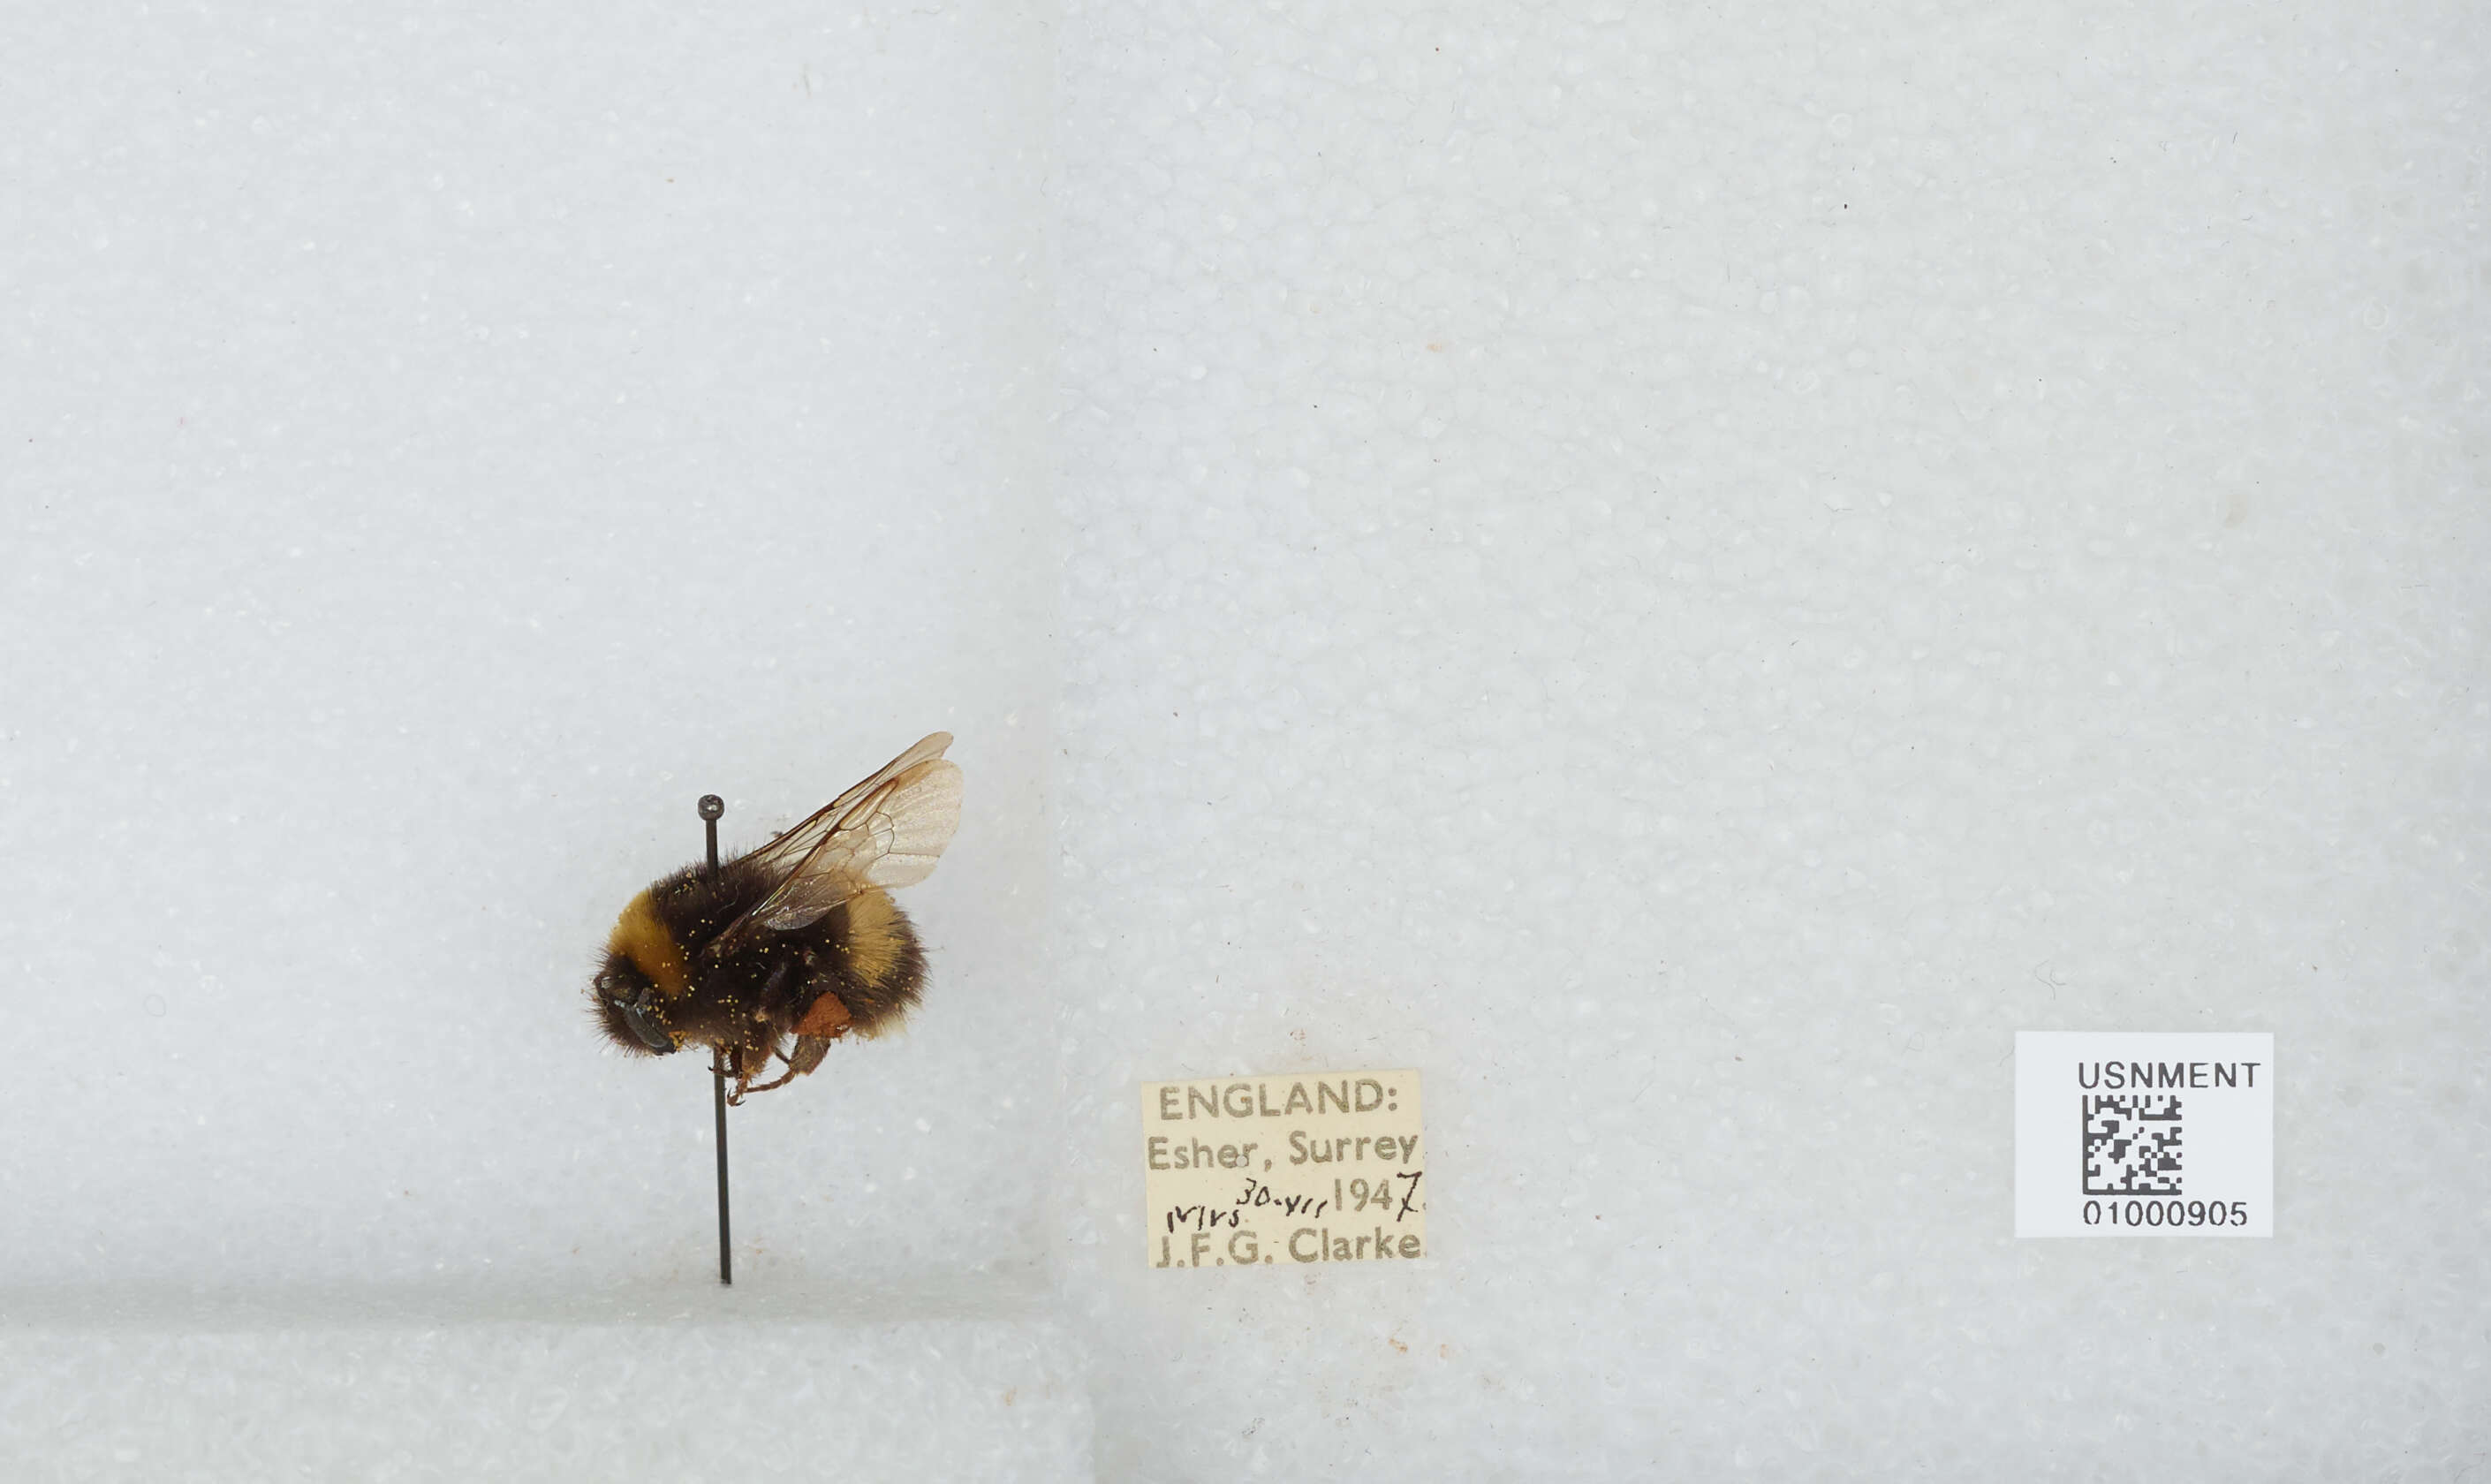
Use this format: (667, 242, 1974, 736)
(698, 795, 725, 822)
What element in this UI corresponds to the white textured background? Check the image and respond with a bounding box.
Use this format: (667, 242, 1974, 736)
(1053, 0, 2487, 1479)
(5, 0, 2487, 1478)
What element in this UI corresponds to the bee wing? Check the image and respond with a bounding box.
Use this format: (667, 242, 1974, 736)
(707, 740, 963, 956)
(737, 731, 955, 881)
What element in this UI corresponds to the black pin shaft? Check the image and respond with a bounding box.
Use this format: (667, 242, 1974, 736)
(700, 793, 730, 1286)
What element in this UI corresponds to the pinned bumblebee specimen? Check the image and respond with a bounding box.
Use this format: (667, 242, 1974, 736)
(590, 733, 963, 1102)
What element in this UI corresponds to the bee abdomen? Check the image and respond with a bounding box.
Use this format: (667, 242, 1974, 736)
(813, 888, 926, 1037)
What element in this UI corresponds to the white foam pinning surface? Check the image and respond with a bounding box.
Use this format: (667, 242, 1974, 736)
(1054, 0, 2488, 1477)
(3, 1301, 1089, 1482)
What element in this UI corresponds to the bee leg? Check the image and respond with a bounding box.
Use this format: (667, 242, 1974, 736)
(733, 1056, 805, 1098)
(723, 1043, 764, 1106)
(786, 1034, 837, 1079)
(756, 958, 802, 1026)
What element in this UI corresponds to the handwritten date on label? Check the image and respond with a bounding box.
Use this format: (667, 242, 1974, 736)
(1142, 1069, 1426, 1269)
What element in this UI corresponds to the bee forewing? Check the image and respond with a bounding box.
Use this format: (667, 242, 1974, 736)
(703, 741, 965, 958)
(746, 758, 963, 931)
(848, 757, 964, 890)
(738, 731, 955, 881)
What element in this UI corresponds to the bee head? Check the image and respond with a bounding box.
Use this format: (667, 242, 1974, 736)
(591, 952, 679, 1055)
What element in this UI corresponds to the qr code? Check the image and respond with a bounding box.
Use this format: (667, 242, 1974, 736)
(2083, 1094, 2183, 1194)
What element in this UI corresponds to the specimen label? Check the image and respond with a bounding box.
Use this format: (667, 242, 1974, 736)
(1142, 1068, 1426, 1268)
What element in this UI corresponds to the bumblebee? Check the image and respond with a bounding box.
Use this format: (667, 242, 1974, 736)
(589, 732, 963, 1102)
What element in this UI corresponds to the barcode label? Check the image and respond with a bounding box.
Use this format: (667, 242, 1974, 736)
(2016, 1033, 2273, 1238)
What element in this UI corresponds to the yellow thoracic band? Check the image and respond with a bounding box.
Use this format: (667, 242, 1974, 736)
(608, 890, 693, 998)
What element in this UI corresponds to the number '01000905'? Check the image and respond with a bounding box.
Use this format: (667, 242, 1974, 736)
(2083, 1199, 2250, 1227)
